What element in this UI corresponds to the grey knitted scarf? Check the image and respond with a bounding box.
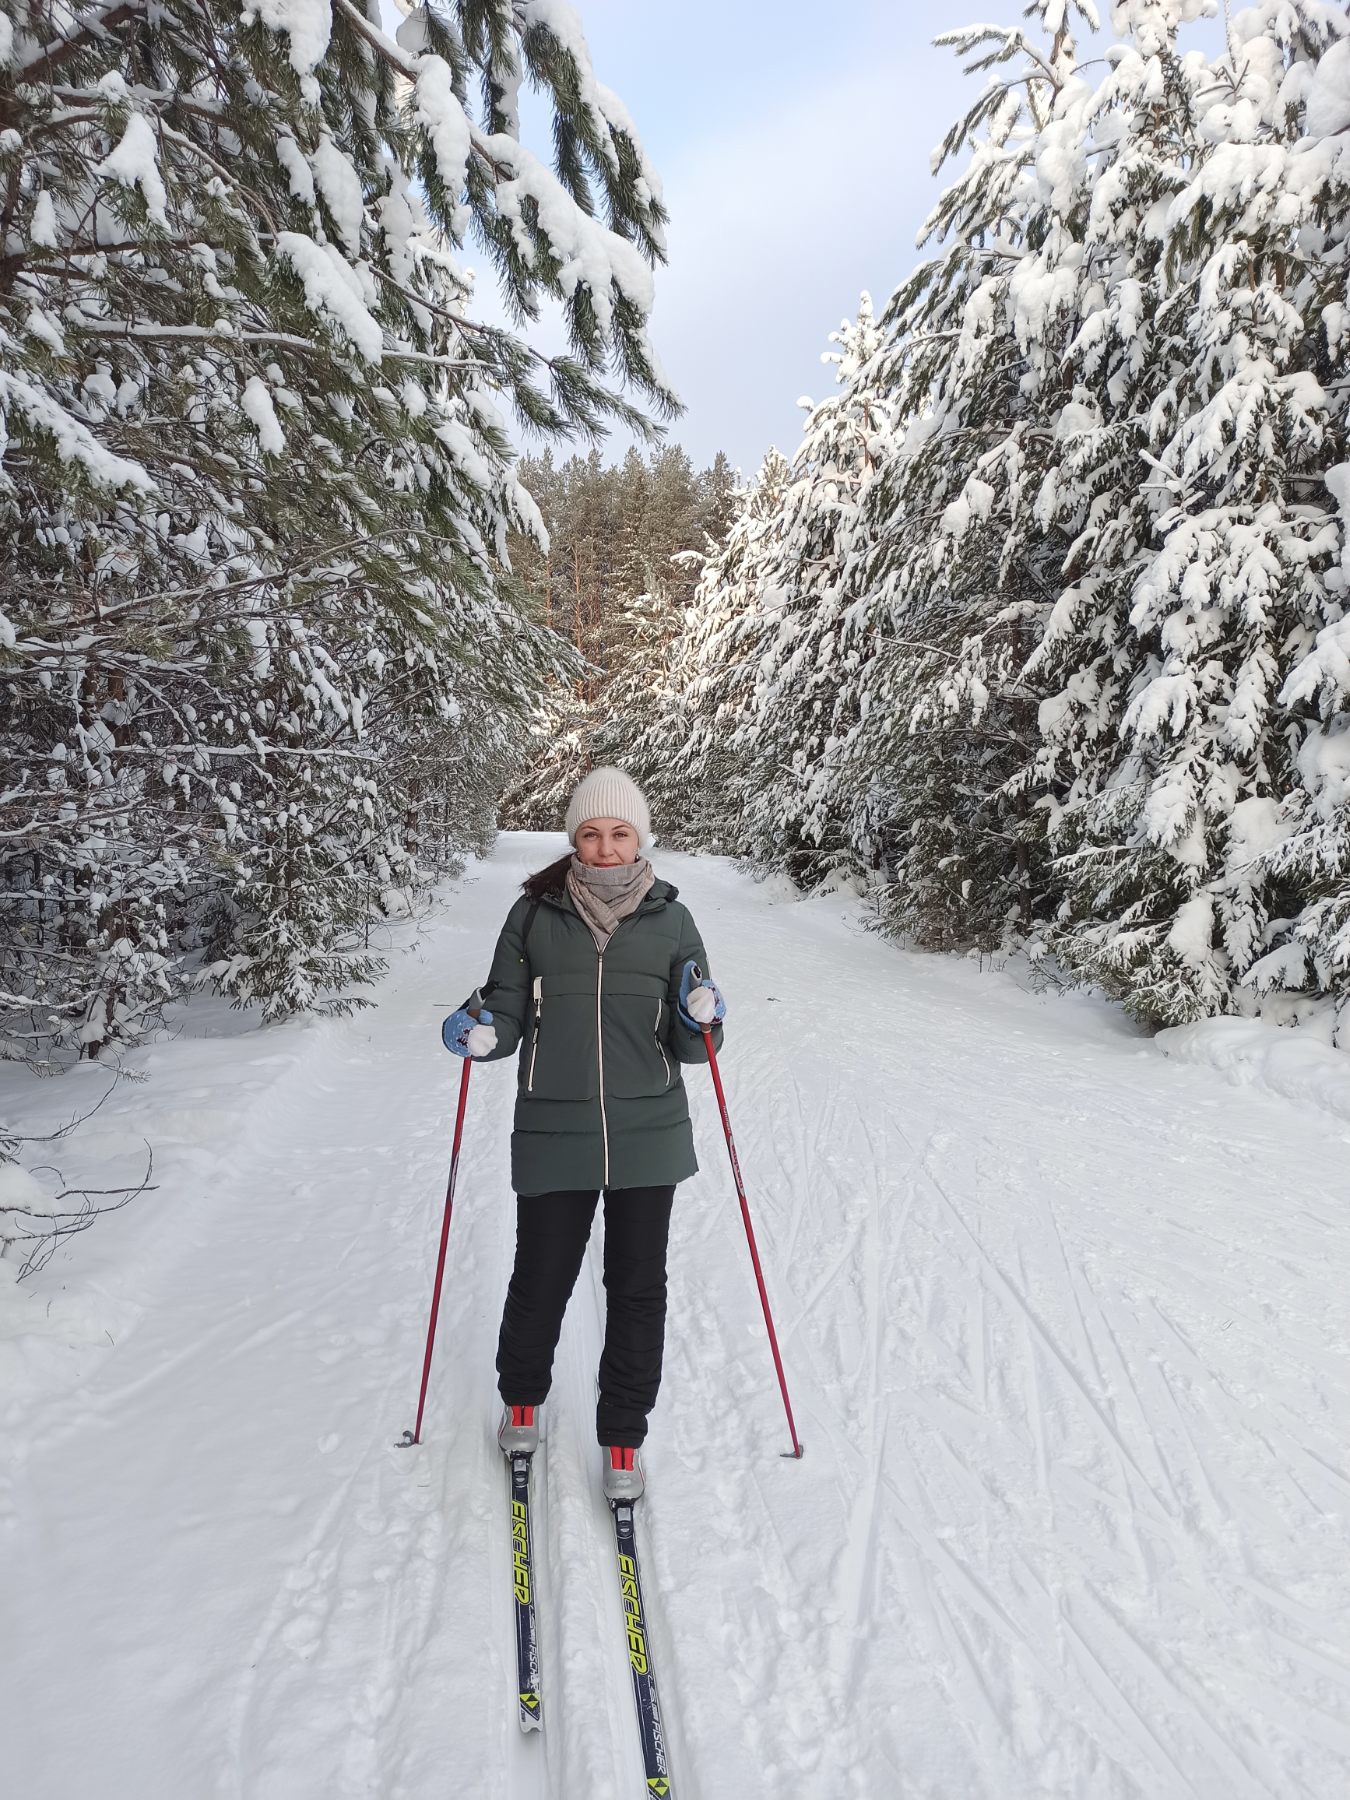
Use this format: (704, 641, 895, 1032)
(566, 855, 655, 951)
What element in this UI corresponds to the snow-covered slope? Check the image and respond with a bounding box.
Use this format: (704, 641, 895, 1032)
(2, 836, 1348, 1799)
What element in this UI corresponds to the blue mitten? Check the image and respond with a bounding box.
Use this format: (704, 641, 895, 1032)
(442, 1005, 496, 1058)
(678, 959, 726, 1032)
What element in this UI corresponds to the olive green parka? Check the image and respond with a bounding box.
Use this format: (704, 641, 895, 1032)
(471, 876, 723, 1196)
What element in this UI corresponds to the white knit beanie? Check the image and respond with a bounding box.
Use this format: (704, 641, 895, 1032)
(565, 766, 652, 847)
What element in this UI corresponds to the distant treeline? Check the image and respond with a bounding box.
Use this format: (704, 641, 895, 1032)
(499, 446, 738, 832)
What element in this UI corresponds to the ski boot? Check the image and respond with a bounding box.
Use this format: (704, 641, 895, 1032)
(498, 1403, 540, 1456)
(602, 1444, 645, 1503)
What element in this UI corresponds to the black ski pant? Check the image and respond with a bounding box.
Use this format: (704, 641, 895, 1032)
(496, 1185, 675, 1448)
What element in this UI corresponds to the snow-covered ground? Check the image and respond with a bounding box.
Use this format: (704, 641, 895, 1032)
(3, 834, 1349, 1800)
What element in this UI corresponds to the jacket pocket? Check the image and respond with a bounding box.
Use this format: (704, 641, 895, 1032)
(523, 976, 599, 1101)
(602, 975, 676, 1098)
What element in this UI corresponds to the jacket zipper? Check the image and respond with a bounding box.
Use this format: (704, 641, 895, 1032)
(596, 950, 609, 1184)
(594, 911, 644, 1188)
(655, 1001, 670, 1088)
(526, 976, 543, 1092)
(594, 950, 612, 1188)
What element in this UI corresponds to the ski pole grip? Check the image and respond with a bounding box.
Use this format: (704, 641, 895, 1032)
(691, 964, 711, 1035)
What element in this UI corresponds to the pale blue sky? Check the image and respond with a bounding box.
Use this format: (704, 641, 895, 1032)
(574, 0, 962, 472)
(399, 2, 1228, 475)
(512, 0, 1228, 475)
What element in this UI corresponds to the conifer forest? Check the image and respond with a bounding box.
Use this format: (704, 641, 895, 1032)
(4, 0, 1348, 1089)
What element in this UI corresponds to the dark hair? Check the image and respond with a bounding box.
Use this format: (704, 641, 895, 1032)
(522, 853, 572, 900)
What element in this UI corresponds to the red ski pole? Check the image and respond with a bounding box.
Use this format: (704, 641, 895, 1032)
(399, 1054, 473, 1447)
(700, 1019, 804, 1460)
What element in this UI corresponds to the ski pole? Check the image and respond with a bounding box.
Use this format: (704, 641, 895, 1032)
(399, 1052, 473, 1447)
(699, 1013, 804, 1460)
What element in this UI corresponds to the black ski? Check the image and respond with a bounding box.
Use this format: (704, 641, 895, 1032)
(508, 1451, 543, 1731)
(610, 1500, 674, 1797)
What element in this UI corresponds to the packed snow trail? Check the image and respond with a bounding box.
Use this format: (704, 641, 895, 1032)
(2, 835, 1348, 1799)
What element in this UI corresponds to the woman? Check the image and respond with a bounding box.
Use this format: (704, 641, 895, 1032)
(441, 767, 726, 1501)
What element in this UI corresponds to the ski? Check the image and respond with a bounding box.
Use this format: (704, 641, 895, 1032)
(610, 1499, 674, 1797)
(508, 1451, 543, 1731)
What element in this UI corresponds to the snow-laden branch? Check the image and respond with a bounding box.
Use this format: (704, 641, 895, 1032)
(14, 0, 145, 82)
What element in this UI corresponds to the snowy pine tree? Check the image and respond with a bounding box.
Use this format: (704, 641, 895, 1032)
(0, 0, 670, 1051)
(732, 297, 890, 886)
(814, 5, 1100, 945)
(630, 449, 792, 854)
(1023, 0, 1350, 1028)
(752, 0, 1350, 1036)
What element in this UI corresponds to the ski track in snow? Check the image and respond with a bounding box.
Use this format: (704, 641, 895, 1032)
(2, 834, 1349, 1799)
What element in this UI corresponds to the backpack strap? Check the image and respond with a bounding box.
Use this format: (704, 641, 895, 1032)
(478, 895, 543, 1009)
(520, 897, 541, 963)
